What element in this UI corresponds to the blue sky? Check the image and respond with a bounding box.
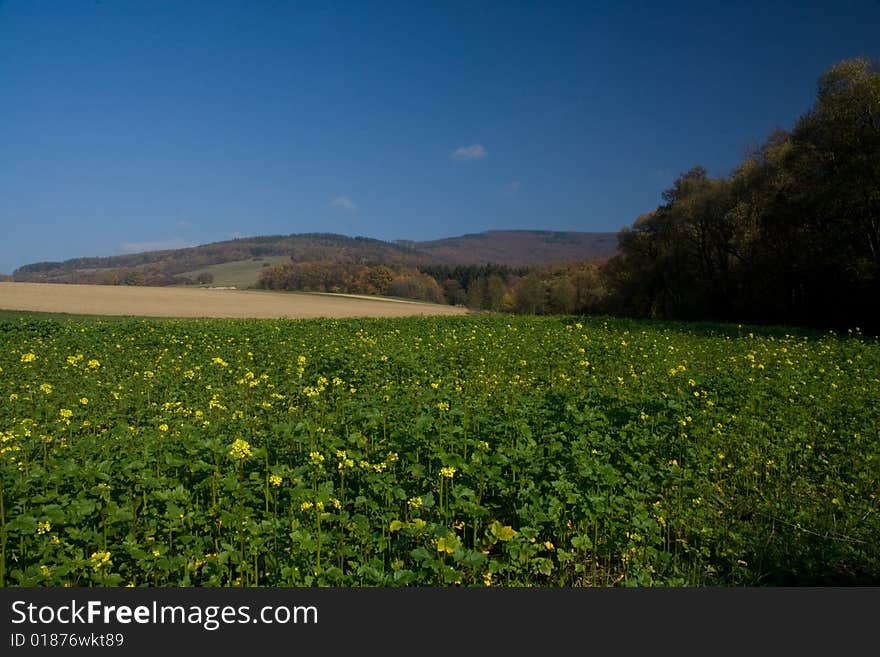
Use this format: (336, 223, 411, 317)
(1, 1, 878, 275)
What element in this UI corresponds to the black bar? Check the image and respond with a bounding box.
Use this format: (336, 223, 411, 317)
(1, 587, 876, 653)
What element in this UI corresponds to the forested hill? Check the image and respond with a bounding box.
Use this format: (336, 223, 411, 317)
(399, 230, 618, 266)
(12, 230, 618, 285)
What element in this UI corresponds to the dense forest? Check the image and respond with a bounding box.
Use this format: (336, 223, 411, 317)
(603, 58, 880, 331)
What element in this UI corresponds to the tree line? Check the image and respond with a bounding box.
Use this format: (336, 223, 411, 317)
(604, 58, 879, 330)
(256, 258, 608, 314)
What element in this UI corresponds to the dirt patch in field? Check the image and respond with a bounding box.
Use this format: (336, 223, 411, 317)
(0, 282, 470, 319)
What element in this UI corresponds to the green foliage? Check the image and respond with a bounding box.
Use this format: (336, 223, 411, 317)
(1, 314, 878, 587)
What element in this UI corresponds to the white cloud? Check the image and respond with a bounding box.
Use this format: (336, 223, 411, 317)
(176, 220, 193, 229)
(120, 238, 190, 253)
(450, 144, 487, 161)
(329, 196, 357, 211)
(510, 181, 521, 192)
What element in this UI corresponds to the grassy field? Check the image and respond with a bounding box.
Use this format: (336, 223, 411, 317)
(0, 313, 877, 586)
(0, 282, 468, 319)
(177, 256, 291, 289)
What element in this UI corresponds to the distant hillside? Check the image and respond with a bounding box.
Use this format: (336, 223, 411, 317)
(12, 234, 428, 286)
(12, 230, 618, 286)
(407, 230, 618, 266)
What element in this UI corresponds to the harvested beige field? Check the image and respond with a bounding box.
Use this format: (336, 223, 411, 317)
(0, 282, 469, 319)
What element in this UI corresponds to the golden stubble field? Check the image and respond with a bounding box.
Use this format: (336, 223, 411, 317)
(0, 282, 469, 319)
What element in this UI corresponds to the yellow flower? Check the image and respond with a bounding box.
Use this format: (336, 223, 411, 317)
(228, 438, 252, 460)
(158, 424, 168, 432)
(87, 359, 100, 369)
(440, 466, 456, 479)
(20, 352, 37, 363)
(37, 520, 52, 535)
(90, 550, 112, 572)
(39, 383, 53, 394)
(300, 501, 313, 512)
(309, 451, 325, 464)
(59, 408, 73, 419)
(40, 565, 51, 578)
(269, 474, 283, 487)
(79, 397, 89, 405)
(436, 401, 450, 411)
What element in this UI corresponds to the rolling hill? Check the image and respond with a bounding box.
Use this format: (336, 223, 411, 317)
(404, 230, 619, 266)
(11, 230, 619, 287)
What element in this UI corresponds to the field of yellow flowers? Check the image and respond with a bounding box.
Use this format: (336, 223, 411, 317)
(1, 313, 878, 586)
